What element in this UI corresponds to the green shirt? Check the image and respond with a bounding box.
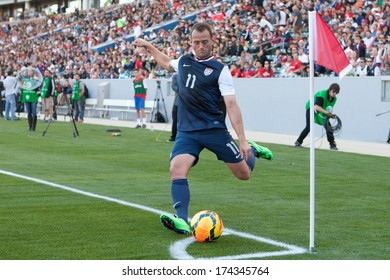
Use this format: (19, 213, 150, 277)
(305, 89, 337, 125)
(72, 81, 80, 101)
(133, 78, 147, 99)
(41, 77, 51, 98)
(21, 89, 38, 103)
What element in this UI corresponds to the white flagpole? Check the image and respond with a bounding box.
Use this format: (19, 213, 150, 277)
(308, 11, 316, 253)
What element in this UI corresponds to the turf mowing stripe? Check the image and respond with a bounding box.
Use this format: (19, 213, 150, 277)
(1, 169, 307, 260)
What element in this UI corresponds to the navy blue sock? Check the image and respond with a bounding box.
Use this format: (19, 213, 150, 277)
(246, 147, 256, 172)
(171, 178, 190, 222)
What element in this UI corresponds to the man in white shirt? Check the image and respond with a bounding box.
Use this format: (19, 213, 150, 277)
(362, 30, 375, 49)
(277, 6, 287, 27)
(259, 16, 274, 32)
(133, 22, 141, 38)
(3, 70, 19, 121)
(355, 58, 368, 76)
(298, 48, 309, 64)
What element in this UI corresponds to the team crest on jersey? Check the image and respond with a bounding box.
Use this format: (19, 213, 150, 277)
(204, 68, 213, 76)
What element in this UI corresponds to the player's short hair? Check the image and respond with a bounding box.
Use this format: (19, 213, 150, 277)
(191, 22, 213, 38)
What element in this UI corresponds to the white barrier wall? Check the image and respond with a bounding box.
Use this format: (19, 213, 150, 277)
(82, 77, 390, 143)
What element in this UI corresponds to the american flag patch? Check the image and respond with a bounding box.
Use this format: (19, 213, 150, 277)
(204, 68, 213, 76)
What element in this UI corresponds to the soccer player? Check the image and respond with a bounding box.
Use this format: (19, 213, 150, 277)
(134, 23, 273, 235)
(295, 83, 340, 150)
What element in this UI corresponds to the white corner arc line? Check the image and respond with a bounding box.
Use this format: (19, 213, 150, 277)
(1, 169, 307, 260)
(170, 229, 307, 260)
(0, 169, 164, 216)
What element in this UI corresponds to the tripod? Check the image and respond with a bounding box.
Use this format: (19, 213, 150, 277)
(42, 94, 79, 137)
(150, 80, 169, 123)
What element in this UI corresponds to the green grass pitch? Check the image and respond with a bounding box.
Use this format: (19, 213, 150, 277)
(0, 119, 389, 260)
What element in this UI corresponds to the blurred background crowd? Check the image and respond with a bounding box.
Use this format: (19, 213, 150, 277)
(1, 0, 390, 81)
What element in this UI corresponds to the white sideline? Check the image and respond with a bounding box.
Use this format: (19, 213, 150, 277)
(0, 169, 307, 260)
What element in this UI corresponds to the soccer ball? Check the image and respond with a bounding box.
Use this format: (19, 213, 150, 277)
(190, 210, 223, 242)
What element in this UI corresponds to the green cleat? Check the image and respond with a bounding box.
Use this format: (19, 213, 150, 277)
(248, 140, 274, 160)
(160, 213, 191, 235)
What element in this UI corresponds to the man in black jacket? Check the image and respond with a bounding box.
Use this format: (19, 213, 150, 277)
(41, 70, 56, 122)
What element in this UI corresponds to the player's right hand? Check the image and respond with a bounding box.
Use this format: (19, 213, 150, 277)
(133, 38, 148, 47)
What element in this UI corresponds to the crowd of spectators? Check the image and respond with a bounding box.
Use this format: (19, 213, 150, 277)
(1, 0, 390, 83)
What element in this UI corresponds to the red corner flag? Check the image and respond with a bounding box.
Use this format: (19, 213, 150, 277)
(310, 12, 352, 78)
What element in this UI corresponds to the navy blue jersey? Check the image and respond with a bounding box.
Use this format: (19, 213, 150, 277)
(175, 54, 227, 132)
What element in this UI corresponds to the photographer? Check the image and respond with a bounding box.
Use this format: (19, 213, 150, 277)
(57, 79, 73, 115)
(41, 70, 56, 122)
(71, 73, 86, 123)
(3, 70, 20, 121)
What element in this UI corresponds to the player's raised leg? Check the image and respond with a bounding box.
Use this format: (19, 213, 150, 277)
(248, 141, 274, 160)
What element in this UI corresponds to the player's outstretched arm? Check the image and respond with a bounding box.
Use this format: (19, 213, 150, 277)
(133, 38, 174, 72)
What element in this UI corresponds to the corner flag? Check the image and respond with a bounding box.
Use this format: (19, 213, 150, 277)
(307, 11, 353, 253)
(311, 12, 353, 79)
